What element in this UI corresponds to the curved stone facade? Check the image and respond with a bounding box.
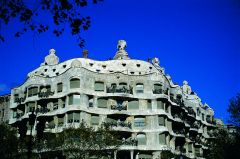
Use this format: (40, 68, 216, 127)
(9, 41, 217, 159)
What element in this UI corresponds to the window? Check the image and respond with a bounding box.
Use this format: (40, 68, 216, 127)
(202, 113, 205, 121)
(40, 85, 51, 93)
(147, 100, 152, 109)
(53, 101, 58, 110)
(157, 100, 164, 109)
(119, 82, 127, 87)
(74, 112, 80, 122)
(70, 78, 80, 88)
(58, 115, 64, 126)
(57, 83, 63, 92)
(14, 94, 19, 103)
(91, 115, 99, 126)
(153, 84, 162, 94)
(89, 98, 93, 107)
(166, 120, 172, 130)
(28, 86, 38, 97)
(165, 104, 169, 113)
(136, 83, 144, 93)
(138, 154, 152, 159)
(154, 84, 162, 90)
(134, 117, 145, 127)
(68, 112, 80, 123)
(94, 82, 104, 91)
(128, 100, 139, 110)
(195, 147, 200, 157)
(69, 94, 80, 105)
(97, 98, 108, 108)
(68, 113, 73, 123)
(137, 134, 146, 145)
(28, 102, 35, 112)
(188, 143, 192, 153)
(159, 133, 166, 144)
(158, 116, 165, 126)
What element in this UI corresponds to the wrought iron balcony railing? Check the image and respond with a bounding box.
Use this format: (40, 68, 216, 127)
(107, 86, 133, 94)
(153, 89, 163, 94)
(111, 104, 127, 111)
(121, 137, 138, 146)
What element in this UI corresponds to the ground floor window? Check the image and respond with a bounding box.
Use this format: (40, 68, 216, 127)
(138, 154, 152, 159)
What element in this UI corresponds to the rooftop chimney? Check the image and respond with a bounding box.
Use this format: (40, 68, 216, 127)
(82, 50, 88, 58)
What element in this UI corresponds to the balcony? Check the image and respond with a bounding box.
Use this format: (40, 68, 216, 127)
(206, 117, 216, 125)
(38, 91, 54, 98)
(164, 89, 169, 95)
(173, 129, 185, 136)
(134, 121, 145, 127)
(36, 107, 50, 114)
(107, 85, 133, 94)
(153, 89, 162, 94)
(111, 103, 127, 111)
(187, 107, 196, 117)
(121, 137, 138, 146)
(191, 121, 200, 129)
(173, 112, 184, 121)
(14, 97, 26, 104)
(106, 119, 132, 129)
(46, 122, 55, 129)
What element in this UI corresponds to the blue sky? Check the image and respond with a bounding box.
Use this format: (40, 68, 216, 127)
(0, 0, 239, 123)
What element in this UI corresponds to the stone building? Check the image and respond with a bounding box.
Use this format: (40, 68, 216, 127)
(0, 94, 10, 124)
(8, 40, 217, 159)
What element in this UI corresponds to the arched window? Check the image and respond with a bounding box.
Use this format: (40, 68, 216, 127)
(70, 78, 80, 89)
(136, 83, 144, 93)
(28, 86, 38, 97)
(137, 133, 146, 145)
(119, 82, 127, 88)
(94, 81, 104, 91)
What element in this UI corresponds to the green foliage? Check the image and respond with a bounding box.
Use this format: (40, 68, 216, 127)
(228, 93, 240, 127)
(205, 93, 240, 159)
(36, 122, 120, 159)
(0, 123, 18, 159)
(161, 150, 176, 159)
(0, 0, 103, 47)
(205, 128, 240, 159)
